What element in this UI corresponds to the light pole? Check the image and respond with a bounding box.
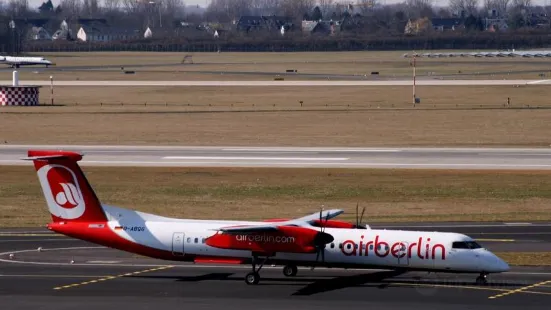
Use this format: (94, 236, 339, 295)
(9, 19, 16, 55)
(148, 1, 162, 28)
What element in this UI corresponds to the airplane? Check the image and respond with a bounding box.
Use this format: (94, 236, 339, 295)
(0, 55, 54, 68)
(23, 149, 510, 286)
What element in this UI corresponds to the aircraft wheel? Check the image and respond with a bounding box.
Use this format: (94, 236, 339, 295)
(283, 265, 298, 277)
(245, 272, 260, 285)
(476, 274, 488, 286)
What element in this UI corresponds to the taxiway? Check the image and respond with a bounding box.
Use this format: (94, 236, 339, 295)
(0, 224, 550, 310)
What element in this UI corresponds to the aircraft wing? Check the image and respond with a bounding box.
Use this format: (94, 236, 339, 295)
(217, 224, 279, 234)
(215, 209, 344, 234)
(294, 209, 344, 224)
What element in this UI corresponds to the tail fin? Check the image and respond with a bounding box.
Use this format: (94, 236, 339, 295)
(24, 150, 107, 223)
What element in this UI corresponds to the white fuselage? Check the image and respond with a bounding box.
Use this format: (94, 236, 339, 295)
(99, 205, 510, 274)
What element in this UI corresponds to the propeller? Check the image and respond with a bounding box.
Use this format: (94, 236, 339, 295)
(355, 202, 366, 229)
(311, 207, 333, 270)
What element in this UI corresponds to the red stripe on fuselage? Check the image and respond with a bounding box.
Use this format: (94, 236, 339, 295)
(48, 222, 187, 261)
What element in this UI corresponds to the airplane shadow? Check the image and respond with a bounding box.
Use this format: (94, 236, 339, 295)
(291, 270, 406, 296)
(129, 271, 527, 296)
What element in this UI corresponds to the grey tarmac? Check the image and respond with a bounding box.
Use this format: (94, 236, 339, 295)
(2, 145, 551, 170)
(0, 235, 550, 310)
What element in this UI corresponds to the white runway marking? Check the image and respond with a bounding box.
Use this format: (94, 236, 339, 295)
(161, 156, 349, 161)
(1, 79, 550, 86)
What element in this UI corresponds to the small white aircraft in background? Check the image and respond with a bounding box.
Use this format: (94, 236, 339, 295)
(0, 56, 54, 68)
(24, 150, 510, 286)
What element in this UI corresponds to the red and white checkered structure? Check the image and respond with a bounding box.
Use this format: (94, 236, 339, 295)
(0, 86, 41, 106)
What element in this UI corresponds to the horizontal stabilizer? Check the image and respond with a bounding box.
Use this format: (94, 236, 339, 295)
(23, 150, 83, 162)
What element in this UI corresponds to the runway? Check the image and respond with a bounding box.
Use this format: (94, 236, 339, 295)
(0, 79, 550, 86)
(1, 145, 551, 170)
(1, 223, 550, 310)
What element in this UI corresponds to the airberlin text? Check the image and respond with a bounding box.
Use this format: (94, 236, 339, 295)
(236, 234, 295, 243)
(341, 236, 446, 260)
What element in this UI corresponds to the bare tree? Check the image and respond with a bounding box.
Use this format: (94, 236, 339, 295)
(60, 0, 82, 17)
(7, 0, 29, 17)
(318, 0, 334, 17)
(206, 0, 254, 22)
(448, 0, 478, 16)
(405, 0, 434, 18)
(483, 0, 509, 16)
(511, 0, 531, 8)
(82, 0, 100, 16)
(251, 0, 282, 15)
(162, 0, 186, 23)
(280, 0, 315, 19)
(102, 0, 121, 12)
(356, 0, 378, 14)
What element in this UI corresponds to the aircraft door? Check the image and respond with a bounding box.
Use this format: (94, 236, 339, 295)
(172, 232, 185, 256)
(397, 242, 409, 266)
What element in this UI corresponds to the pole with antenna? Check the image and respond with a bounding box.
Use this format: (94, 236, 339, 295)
(412, 52, 417, 107)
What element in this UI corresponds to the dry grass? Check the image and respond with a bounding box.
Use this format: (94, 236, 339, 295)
(15, 51, 551, 81)
(1, 85, 551, 147)
(496, 252, 551, 266)
(1, 166, 551, 227)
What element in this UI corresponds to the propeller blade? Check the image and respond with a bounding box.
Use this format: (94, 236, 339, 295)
(359, 206, 365, 227)
(311, 249, 320, 270)
(356, 202, 359, 226)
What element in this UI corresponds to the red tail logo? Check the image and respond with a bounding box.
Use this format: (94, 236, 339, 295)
(37, 164, 86, 220)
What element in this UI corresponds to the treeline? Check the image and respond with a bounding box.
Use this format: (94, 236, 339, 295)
(23, 30, 551, 52)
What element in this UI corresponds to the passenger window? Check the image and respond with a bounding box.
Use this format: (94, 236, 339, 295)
(186, 237, 191, 243)
(330, 243, 334, 248)
(346, 244, 352, 250)
(194, 238, 198, 243)
(202, 238, 205, 243)
(369, 245, 373, 250)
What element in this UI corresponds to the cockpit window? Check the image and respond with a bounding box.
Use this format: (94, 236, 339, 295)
(452, 241, 482, 249)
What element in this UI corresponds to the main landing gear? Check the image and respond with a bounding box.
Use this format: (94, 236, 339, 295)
(283, 264, 298, 277)
(245, 255, 268, 285)
(476, 273, 488, 285)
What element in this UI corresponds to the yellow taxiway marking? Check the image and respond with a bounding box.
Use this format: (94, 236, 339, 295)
(391, 282, 511, 293)
(53, 265, 173, 291)
(475, 238, 516, 242)
(0, 274, 111, 278)
(393, 281, 551, 297)
(488, 280, 551, 299)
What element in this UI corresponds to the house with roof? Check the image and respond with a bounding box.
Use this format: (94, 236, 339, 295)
(301, 20, 341, 35)
(430, 18, 465, 32)
(28, 26, 52, 40)
(9, 18, 53, 41)
(144, 26, 175, 39)
(404, 17, 432, 35)
(52, 20, 74, 40)
(76, 19, 140, 42)
(235, 16, 293, 34)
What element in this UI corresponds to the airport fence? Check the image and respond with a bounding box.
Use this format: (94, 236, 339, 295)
(33, 101, 550, 112)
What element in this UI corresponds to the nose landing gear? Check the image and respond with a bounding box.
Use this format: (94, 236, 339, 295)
(244, 255, 268, 285)
(476, 273, 488, 285)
